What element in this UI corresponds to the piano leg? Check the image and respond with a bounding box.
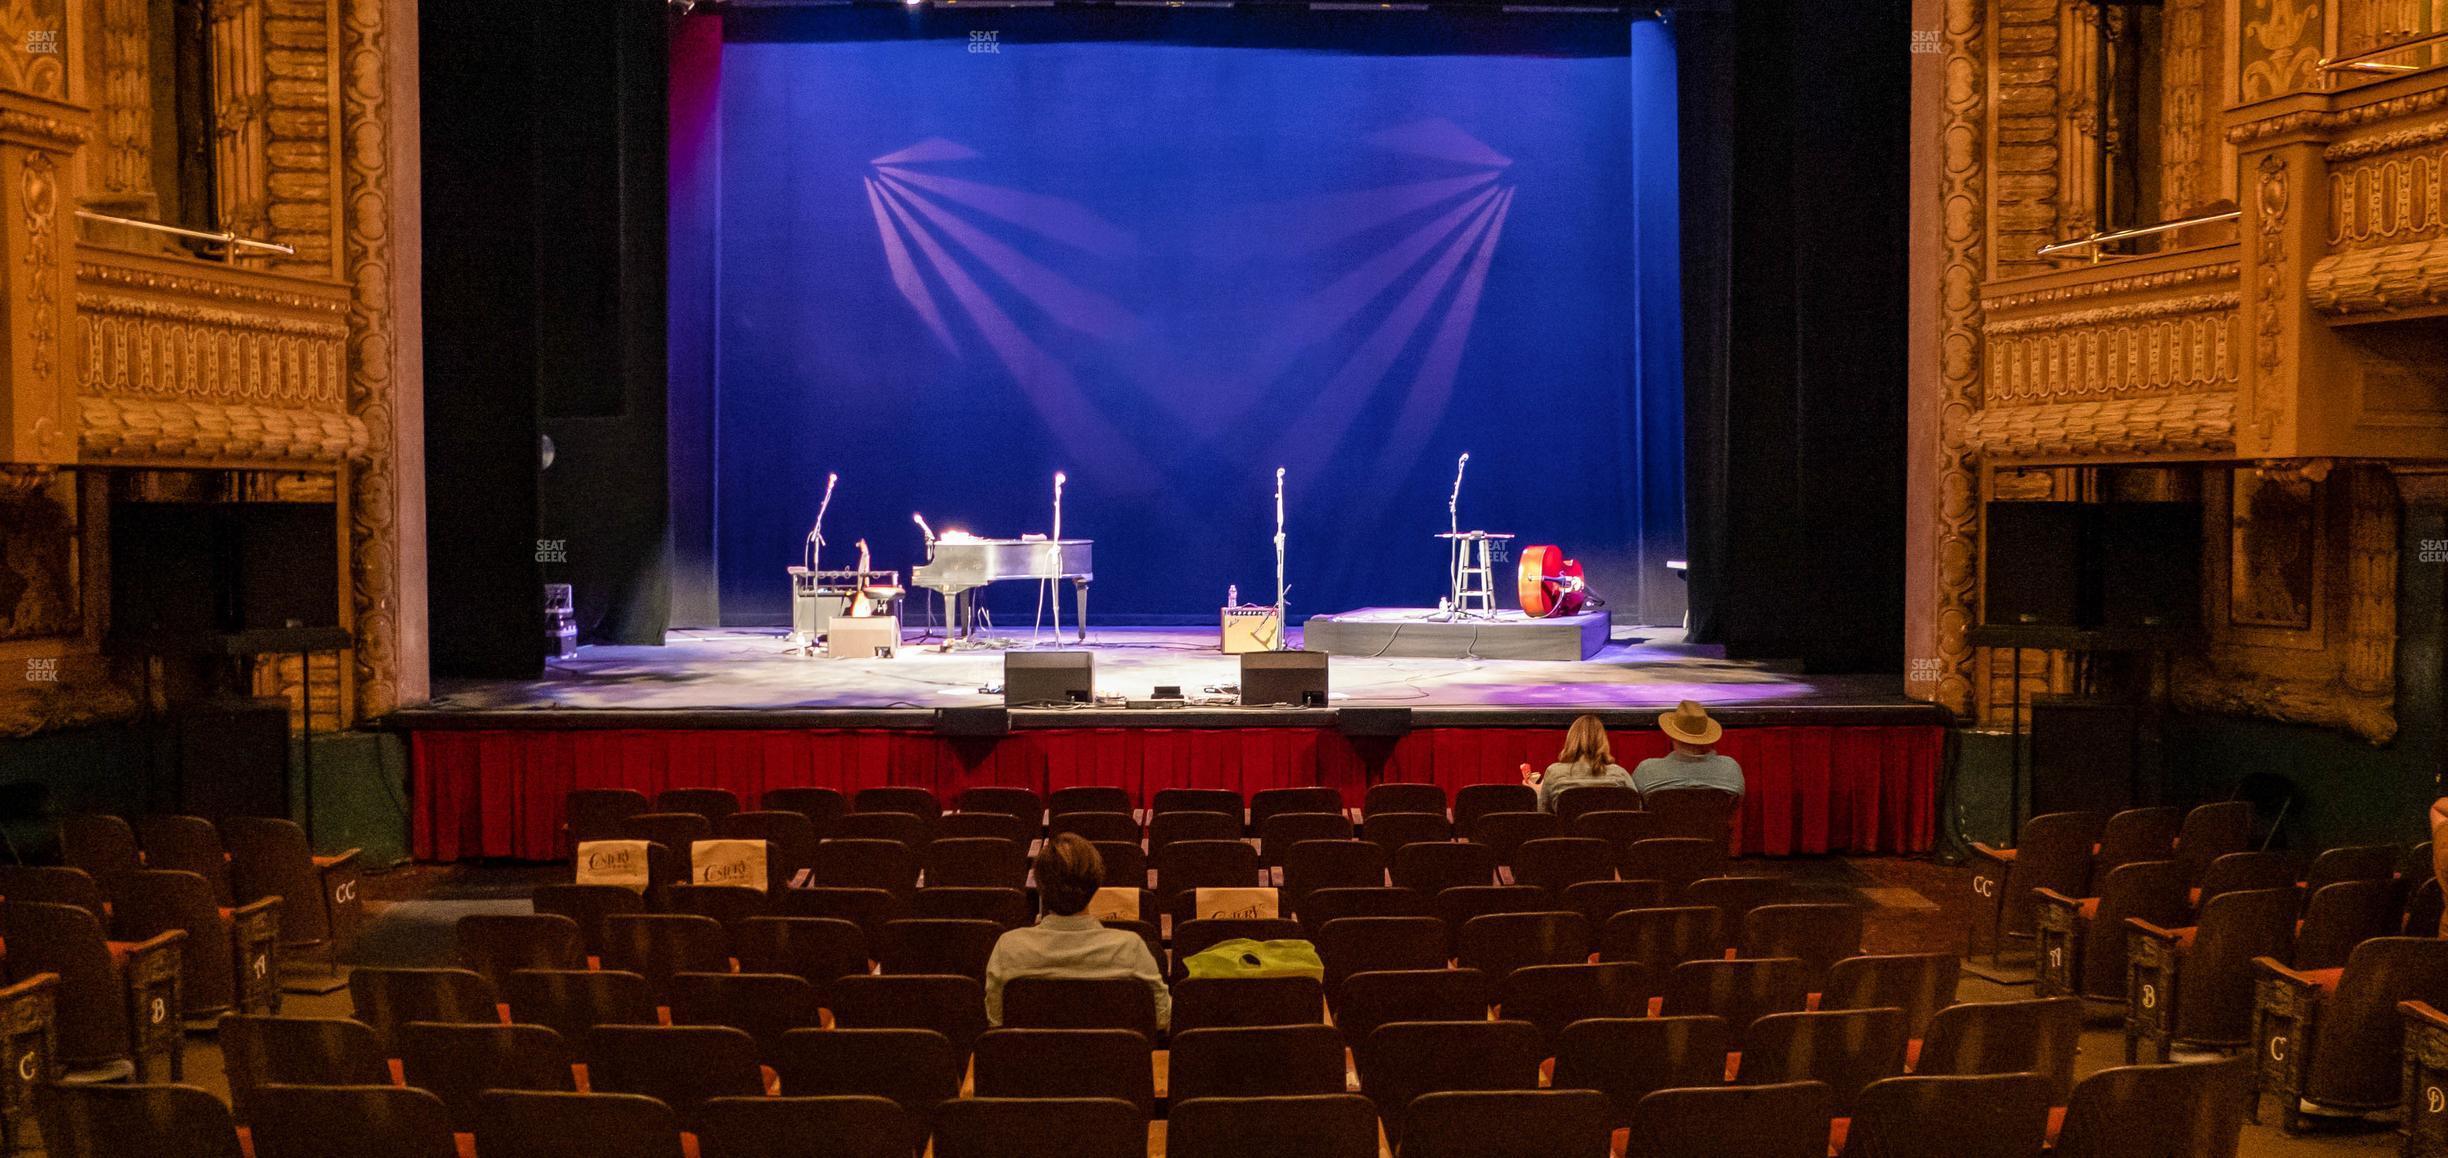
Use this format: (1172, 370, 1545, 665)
(1071, 579, 1090, 644)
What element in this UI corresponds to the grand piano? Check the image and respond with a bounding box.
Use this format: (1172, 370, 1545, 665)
(912, 537, 1093, 642)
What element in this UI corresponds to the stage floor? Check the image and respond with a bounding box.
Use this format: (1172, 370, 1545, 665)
(407, 624, 1923, 726)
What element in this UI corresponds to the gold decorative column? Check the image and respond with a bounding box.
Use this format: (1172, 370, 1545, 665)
(0, 93, 87, 466)
(337, 0, 425, 718)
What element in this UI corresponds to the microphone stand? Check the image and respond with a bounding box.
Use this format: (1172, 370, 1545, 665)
(795, 473, 839, 651)
(806, 472, 838, 572)
(1273, 467, 1288, 649)
(1443, 453, 1469, 621)
(1040, 472, 1067, 647)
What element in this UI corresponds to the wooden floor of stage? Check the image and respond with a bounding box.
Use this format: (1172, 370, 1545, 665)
(398, 625, 1933, 728)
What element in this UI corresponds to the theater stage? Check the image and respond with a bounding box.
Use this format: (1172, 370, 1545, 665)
(393, 626, 1946, 864)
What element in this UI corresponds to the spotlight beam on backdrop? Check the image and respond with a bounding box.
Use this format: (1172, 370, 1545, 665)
(874, 173, 1142, 341)
(874, 164, 1140, 259)
(1215, 182, 1504, 428)
(868, 174, 1161, 486)
(1203, 170, 1500, 259)
(863, 177, 958, 353)
(1362, 184, 1515, 506)
(1269, 187, 1504, 478)
(700, 25, 1672, 621)
(859, 119, 1516, 503)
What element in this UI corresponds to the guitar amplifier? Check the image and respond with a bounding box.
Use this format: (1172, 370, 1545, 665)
(827, 616, 901, 660)
(1221, 605, 1283, 654)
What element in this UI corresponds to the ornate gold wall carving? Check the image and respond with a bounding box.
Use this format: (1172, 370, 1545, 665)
(2160, 0, 2229, 218)
(212, 0, 272, 242)
(2175, 464, 2398, 743)
(2249, 154, 2290, 452)
(2240, 0, 2327, 101)
(76, 275, 349, 412)
(0, 0, 415, 738)
(1915, 0, 2448, 741)
(2307, 235, 2448, 311)
(0, 469, 75, 639)
(1985, 293, 2239, 405)
(84, 0, 149, 209)
(2328, 137, 2448, 246)
(261, 0, 337, 274)
(72, 245, 356, 464)
(1992, 0, 2065, 276)
(0, 100, 83, 467)
(1961, 390, 2238, 458)
(0, 0, 69, 101)
(78, 395, 364, 461)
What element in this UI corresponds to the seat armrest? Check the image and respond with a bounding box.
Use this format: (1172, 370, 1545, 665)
(2402, 999, 2448, 1030)
(2032, 887, 2084, 908)
(2126, 918, 2187, 943)
(1968, 843, 2011, 865)
(231, 896, 282, 921)
(2254, 955, 2324, 991)
(123, 929, 185, 957)
(313, 849, 363, 872)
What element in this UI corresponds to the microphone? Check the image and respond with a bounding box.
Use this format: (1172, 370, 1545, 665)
(912, 512, 935, 542)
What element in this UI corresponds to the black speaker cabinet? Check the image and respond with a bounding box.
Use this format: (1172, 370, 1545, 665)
(234, 503, 342, 631)
(171, 698, 292, 821)
(2028, 696, 2147, 817)
(111, 500, 341, 651)
(2096, 503, 2202, 629)
(1338, 707, 1412, 738)
(1005, 651, 1093, 706)
(1982, 501, 2201, 631)
(1241, 650, 1329, 707)
(1983, 502, 2086, 628)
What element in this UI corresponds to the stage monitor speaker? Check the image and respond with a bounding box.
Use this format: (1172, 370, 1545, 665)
(936, 705, 1010, 737)
(2095, 502, 2202, 630)
(1005, 651, 1093, 706)
(1982, 501, 2086, 628)
(1241, 650, 1329, 707)
(2028, 696, 2146, 817)
(1338, 707, 1411, 738)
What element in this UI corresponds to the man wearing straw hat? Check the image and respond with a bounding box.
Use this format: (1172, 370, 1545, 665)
(1633, 699, 1746, 798)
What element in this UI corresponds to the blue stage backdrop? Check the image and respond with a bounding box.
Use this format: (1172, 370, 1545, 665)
(695, 10, 1683, 626)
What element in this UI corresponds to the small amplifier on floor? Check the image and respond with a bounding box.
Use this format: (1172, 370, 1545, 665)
(826, 615, 900, 659)
(1221, 603, 1284, 654)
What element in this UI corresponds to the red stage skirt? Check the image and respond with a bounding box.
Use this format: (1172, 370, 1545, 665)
(410, 724, 1942, 862)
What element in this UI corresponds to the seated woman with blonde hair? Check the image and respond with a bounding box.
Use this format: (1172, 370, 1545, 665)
(1523, 714, 1637, 812)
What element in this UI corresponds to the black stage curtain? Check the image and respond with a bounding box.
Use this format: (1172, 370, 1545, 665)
(1677, 0, 1909, 673)
(421, 0, 671, 679)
